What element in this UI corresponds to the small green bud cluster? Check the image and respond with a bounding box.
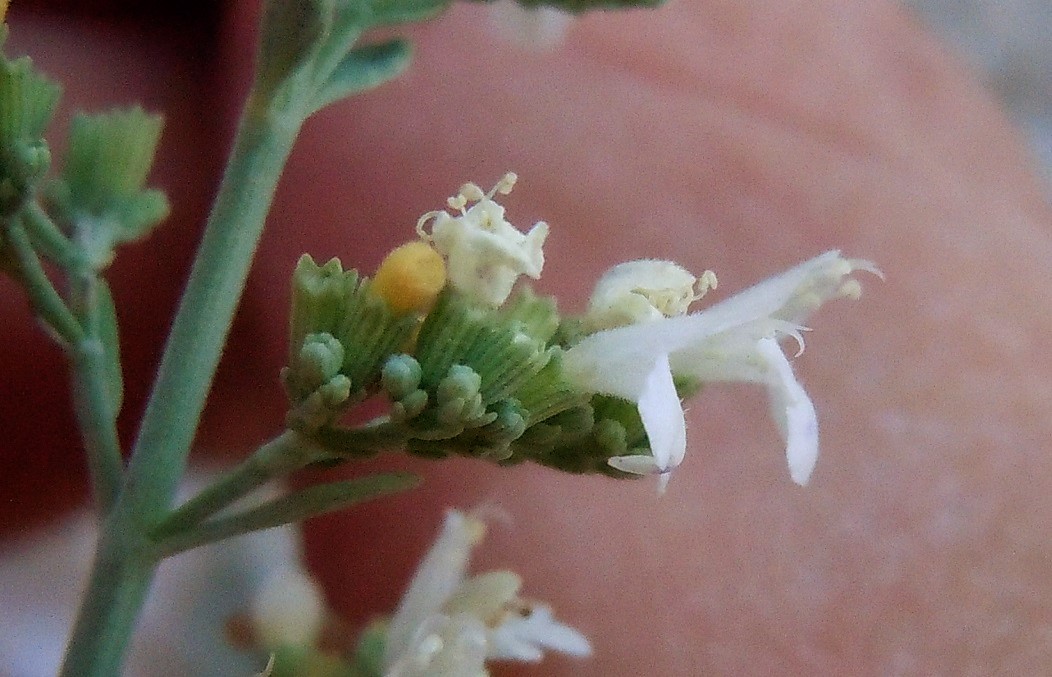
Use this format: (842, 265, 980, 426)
(283, 254, 420, 431)
(392, 289, 588, 466)
(283, 332, 353, 430)
(0, 40, 60, 219)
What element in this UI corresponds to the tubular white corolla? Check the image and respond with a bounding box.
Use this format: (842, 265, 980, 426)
(563, 250, 880, 490)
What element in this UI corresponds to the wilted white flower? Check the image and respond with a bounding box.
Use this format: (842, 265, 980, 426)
(384, 509, 591, 677)
(563, 250, 880, 490)
(417, 173, 548, 307)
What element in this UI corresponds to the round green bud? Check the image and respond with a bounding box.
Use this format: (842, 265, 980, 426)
(436, 364, 482, 404)
(298, 332, 345, 384)
(382, 354, 422, 400)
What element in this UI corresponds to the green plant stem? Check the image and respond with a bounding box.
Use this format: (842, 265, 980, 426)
(122, 99, 307, 523)
(58, 514, 157, 677)
(22, 200, 79, 268)
(68, 273, 124, 515)
(153, 430, 330, 539)
(69, 334, 124, 514)
(60, 91, 312, 677)
(6, 206, 124, 512)
(3, 220, 83, 344)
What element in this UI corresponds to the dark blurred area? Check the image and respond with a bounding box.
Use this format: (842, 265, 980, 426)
(13, 0, 219, 24)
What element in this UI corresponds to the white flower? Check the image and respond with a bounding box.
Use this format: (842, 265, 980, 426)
(250, 563, 326, 650)
(563, 250, 880, 490)
(417, 173, 548, 308)
(384, 509, 591, 677)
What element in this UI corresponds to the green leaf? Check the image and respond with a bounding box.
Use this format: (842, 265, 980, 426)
(356, 0, 451, 26)
(256, 0, 336, 98)
(157, 472, 420, 556)
(311, 39, 412, 112)
(490, 0, 664, 11)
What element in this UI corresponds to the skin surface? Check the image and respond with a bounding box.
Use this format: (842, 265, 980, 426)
(4, 1, 1052, 673)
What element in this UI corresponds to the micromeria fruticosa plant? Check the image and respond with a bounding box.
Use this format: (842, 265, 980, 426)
(0, 0, 879, 675)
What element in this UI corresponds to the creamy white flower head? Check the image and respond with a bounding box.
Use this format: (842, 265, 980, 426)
(583, 259, 717, 332)
(417, 173, 548, 307)
(384, 509, 591, 676)
(564, 251, 880, 490)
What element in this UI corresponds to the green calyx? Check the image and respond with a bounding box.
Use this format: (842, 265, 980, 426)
(46, 107, 169, 268)
(387, 289, 599, 466)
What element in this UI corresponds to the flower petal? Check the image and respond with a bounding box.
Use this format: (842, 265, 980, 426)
(636, 353, 687, 474)
(488, 604, 592, 661)
(386, 613, 489, 677)
(386, 510, 485, 669)
(607, 454, 663, 476)
(756, 337, 819, 485)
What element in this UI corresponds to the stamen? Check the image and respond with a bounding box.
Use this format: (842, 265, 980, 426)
(459, 182, 485, 202)
(493, 172, 517, 196)
(694, 270, 718, 301)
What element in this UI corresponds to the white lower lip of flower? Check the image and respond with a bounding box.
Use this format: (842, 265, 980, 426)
(564, 251, 877, 490)
(487, 605, 592, 661)
(385, 510, 484, 669)
(488, 0, 572, 49)
(756, 336, 818, 485)
(615, 352, 686, 487)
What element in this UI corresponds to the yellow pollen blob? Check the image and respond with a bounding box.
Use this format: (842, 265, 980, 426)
(372, 241, 447, 314)
(0, 0, 9, 23)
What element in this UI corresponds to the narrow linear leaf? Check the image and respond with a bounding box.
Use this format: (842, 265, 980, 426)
(493, 0, 665, 11)
(158, 472, 419, 556)
(361, 0, 451, 26)
(312, 40, 413, 112)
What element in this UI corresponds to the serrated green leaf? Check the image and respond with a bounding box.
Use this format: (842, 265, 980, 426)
(311, 40, 413, 112)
